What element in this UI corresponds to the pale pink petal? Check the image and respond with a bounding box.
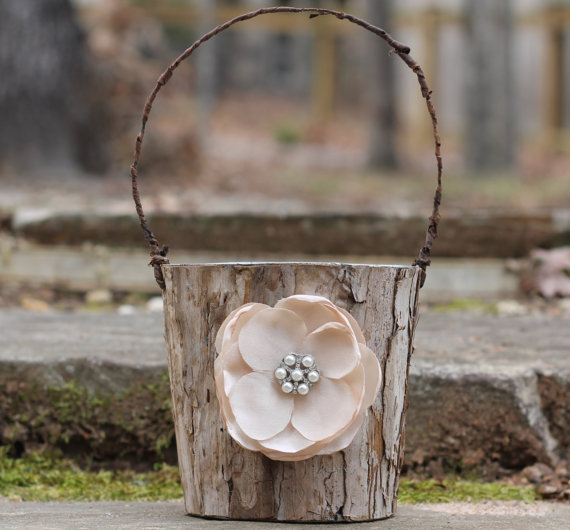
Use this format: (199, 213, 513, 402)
(317, 412, 367, 455)
(215, 305, 247, 353)
(214, 363, 260, 452)
(261, 433, 330, 461)
(359, 344, 382, 408)
(258, 425, 314, 453)
(317, 347, 382, 455)
(215, 303, 268, 353)
(342, 364, 366, 404)
(238, 308, 307, 371)
(225, 422, 261, 452)
(276, 295, 348, 333)
(217, 394, 261, 452)
(301, 322, 359, 379)
(216, 343, 251, 397)
(291, 377, 358, 441)
(216, 303, 254, 352)
(262, 448, 320, 461)
(229, 372, 294, 440)
(336, 307, 366, 344)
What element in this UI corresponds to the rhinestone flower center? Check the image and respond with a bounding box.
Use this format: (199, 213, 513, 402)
(274, 353, 320, 395)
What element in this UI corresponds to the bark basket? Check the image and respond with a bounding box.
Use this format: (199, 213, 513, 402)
(162, 262, 421, 521)
(129, 7, 443, 523)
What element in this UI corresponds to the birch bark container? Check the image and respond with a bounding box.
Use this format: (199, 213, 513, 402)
(163, 263, 421, 521)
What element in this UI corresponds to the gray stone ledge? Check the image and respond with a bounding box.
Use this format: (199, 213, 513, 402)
(1, 501, 570, 529)
(8, 209, 570, 257)
(1, 309, 568, 469)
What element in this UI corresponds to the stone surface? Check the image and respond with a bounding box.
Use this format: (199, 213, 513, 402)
(408, 312, 570, 469)
(1, 501, 570, 529)
(9, 210, 570, 258)
(0, 239, 519, 300)
(0, 309, 569, 472)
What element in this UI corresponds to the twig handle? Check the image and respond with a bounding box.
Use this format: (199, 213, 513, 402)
(130, 7, 443, 290)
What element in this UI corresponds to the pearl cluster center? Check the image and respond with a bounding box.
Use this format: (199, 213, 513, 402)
(274, 353, 320, 395)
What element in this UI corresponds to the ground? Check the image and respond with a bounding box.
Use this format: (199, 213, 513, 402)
(0, 93, 569, 220)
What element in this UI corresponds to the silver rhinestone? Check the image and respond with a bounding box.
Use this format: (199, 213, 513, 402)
(307, 370, 320, 383)
(301, 355, 315, 368)
(297, 383, 309, 395)
(284, 354, 296, 366)
(274, 367, 287, 380)
(290, 369, 303, 382)
(281, 381, 294, 394)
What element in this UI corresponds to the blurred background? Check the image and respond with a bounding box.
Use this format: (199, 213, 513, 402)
(1, 0, 570, 498)
(0, 0, 569, 306)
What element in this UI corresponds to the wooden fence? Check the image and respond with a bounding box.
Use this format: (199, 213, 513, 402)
(87, 1, 570, 160)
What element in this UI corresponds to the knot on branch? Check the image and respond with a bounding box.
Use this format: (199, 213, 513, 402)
(149, 246, 170, 290)
(159, 69, 173, 86)
(412, 255, 431, 288)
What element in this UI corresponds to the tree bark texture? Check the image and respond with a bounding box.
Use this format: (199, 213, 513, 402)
(366, 0, 398, 170)
(464, 0, 516, 171)
(162, 262, 421, 521)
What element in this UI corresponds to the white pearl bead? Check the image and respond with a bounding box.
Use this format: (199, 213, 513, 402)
(308, 370, 320, 383)
(284, 354, 296, 366)
(297, 383, 309, 395)
(290, 369, 303, 381)
(281, 381, 293, 394)
(301, 355, 314, 368)
(274, 367, 287, 380)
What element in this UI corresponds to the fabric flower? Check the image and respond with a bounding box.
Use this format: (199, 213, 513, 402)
(214, 294, 382, 461)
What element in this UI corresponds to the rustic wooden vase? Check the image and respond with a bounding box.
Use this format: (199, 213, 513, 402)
(162, 262, 421, 521)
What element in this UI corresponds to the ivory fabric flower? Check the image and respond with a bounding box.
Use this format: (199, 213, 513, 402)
(214, 295, 382, 461)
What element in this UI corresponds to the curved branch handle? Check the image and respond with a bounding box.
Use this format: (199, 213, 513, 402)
(130, 7, 443, 290)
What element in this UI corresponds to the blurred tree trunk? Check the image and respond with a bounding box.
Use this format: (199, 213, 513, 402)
(366, 0, 398, 170)
(465, 0, 516, 172)
(0, 0, 107, 175)
(195, 0, 219, 146)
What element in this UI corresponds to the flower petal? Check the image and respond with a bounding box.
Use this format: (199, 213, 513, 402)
(301, 322, 360, 379)
(238, 308, 307, 371)
(225, 421, 260, 452)
(291, 376, 358, 441)
(342, 364, 366, 403)
(230, 372, 294, 440)
(360, 343, 382, 408)
(336, 307, 366, 344)
(317, 412, 367, 455)
(258, 425, 314, 453)
(214, 362, 260, 453)
(276, 295, 348, 334)
(216, 343, 251, 397)
(216, 303, 268, 353)
(218, 396, 261, 452)
(262, 447, 321, 462)
(317, 347, 382, 455)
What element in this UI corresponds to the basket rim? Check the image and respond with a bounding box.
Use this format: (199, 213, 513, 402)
(162, 262, 420, 269)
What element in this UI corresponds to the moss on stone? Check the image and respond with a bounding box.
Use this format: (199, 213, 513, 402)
(0, 448, 182, 502)
(433, 298, 498, 314)
(0, 374, 175, 468)
(0, 449, 537, 504)
(398, 478, 537, 504)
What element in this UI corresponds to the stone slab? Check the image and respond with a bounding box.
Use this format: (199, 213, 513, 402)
(0, 241, 519, 300)
(0, 309, 569, 470)
(1, 501, 570, 529)
(8, 209, 570, 258)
